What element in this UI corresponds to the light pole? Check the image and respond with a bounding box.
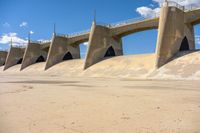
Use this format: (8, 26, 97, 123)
(93, 9, 96, 24)
(53, 23, 56, 36)
(10, 38, 13, 48)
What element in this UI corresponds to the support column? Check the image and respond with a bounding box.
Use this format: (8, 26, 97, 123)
(84, 22, 123, 69)
(155, 5, 195, 68)
(0, 51, 7, 66)
(4, 47, 25, 70)
(21, 43, 48, 70)
(45, 35, 80, 70)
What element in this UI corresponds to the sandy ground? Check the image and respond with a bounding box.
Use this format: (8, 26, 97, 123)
(0, 75, 200, 133)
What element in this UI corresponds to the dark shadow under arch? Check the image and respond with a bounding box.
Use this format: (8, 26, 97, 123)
(104, 46, 116, 57)
(63, 52, 73, 61)
(180, 36, 189, 51)
(17, 58, 23, 64)
(36, 56, 45, 63)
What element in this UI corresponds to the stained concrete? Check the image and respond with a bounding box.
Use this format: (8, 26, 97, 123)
(4, 47, 25, 70)
(0, 51, 8, 66)
(45, 33, 89, 70)
(21, 42, 50, 70)
(84, 18, 159, 69)
(155, 4, 196, 68)
(84, 22, 123, 69)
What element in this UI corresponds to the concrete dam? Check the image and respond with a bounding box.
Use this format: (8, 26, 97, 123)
(1, 1, 200, 80)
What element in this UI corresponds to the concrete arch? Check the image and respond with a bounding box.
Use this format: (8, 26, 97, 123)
(104, 46, 116, 57)
(180, 37, 189, 51)
(17, 58, 23, 64)
(21, 42, 49, 70)
(45, 35, 82, 70)
(4, 47, 25, 70)
(63, 52, 73, 60)
(84, 22, 123, 69)
(155, 6, 195, 68)
(36, 55, 45, 63)
(84, 18, 159, 69)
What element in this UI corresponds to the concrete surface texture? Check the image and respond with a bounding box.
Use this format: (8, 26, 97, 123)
(84, 22, 123, 69)
(155, 4, 200, 68)
(1, 51, 200, 80)
(21, 42, 50, 70)
(45, 34, 88, 70)
(0, 51, 7, 66)
(4, 47, 25, 71)
(84, 18, 158, 69)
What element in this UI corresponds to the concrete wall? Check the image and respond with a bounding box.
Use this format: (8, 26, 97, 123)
(45, 35, 80, 70)
(155, 6, 195, 68)
(4, 47, 25, 70)
(0, 51, 8, 66)
(84, 22, 123, 69)
(21, 43, 48, 70)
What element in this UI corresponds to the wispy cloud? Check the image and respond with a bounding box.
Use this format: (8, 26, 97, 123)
(19, 21, 28, 28)
(136, 7, 160, 18)
(30, 31, 34, 34)
(0, 33, 27, 47)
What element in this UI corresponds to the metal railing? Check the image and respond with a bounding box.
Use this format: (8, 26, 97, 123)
(68, 29, 90, 37)
(97, 16, 158, 28)
(13, 45, 26, 48)
(56, 33, 68, 38)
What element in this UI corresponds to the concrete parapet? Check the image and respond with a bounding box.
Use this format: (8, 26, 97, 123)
(84, 22, 123, 69)
(0, 51, 8, 66)
(4, 47, 25, 70)
(21, 42, 49, 70)
(155, 6, 195, 68)
(45, 35, 81, 70)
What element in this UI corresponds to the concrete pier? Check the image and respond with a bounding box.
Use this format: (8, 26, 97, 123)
(4, 47, 25, 70)
(84, 18, 159, 69)
(45, 33, 89, 70)
(21, 42, 50, 70)
(155, 2, 200, 68)
(0, 51, 8, 66)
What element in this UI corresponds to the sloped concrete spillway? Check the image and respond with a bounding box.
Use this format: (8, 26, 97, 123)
(1, 51, 200, 80)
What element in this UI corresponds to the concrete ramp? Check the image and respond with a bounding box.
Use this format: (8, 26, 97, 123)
(0, 51, 8, 66)
(4, 47, 25, 70)
(21, 42, 49, 70)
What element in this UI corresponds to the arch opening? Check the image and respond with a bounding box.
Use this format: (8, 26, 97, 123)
(104, 46, 116, 57)
(179, 36, 189, 51)
(63, 52, 73, 61)
(122, 29, 157, 55)
(17, 58, 23, 64)
(36, 56, 45, 63)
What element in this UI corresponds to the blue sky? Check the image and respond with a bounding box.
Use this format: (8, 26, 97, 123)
(0, 0, 200, 58)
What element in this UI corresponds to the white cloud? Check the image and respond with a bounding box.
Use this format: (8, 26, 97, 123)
(136, 7, 160, 18)
(153, 0, 200, 8)
(136, 0, 200, 18)
(30, 31, 34, 34)
(83, 42, 88, 46)
(0, 33, 27, 47)
(19, 21, 28, 27)
(2, 22, 10, 27)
